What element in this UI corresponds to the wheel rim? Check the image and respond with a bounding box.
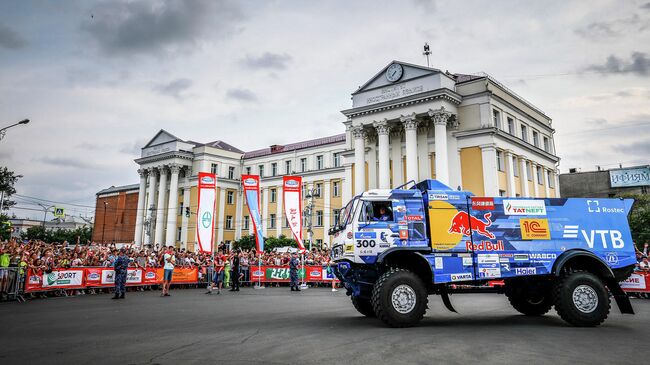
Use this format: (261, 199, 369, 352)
(391, 284, 416, 314)
(572, 284, 599, 313)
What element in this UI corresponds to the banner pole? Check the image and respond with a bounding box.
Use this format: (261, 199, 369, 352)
(299, 250, 308, 290)
(254, 251, 265, 289)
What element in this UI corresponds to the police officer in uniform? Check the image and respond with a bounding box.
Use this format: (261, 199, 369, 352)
(112, 248, 129, 299)
(230, 250, 240, 292)
(289, 251, 300, 292)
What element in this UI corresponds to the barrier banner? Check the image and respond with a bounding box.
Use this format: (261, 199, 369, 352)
(42, 269, 85, 289)
(154, 268, 199, 284)
(621, 272, 650, 293)
(283, 176, 305, 252)
(196, 172, 217, 253)
(242, 175, 265, 253)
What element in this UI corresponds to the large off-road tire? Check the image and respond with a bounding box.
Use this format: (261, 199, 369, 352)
(554, 270, 610, 327)
(505, 280, 553, 316)
(351, 296, 376, 317)
(371, 268, 428, 328)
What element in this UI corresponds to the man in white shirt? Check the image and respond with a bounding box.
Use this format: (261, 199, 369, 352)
(162, 246, 175, 297)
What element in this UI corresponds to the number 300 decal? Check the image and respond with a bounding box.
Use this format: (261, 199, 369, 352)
(356, 239, 376, 248)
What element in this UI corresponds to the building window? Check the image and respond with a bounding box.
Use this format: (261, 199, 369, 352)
(315, 239, 323, 248)
(316, 155, 324, 169)
(526, 162, 532, 181)
(271, 163, 277, 176)
(532, 130, 540, 147)
(270, 188, 277, 203)
(300, 158, 307, 172)
(543, 137, 550, 152)
(493, 109, 501, 129)
(333, 181, 340, 197)
(507, 117, 515, 135)
(536, 166, 543, 185)
(497, 150, 505, 172)
(499, 190, 506, 197)
(333, 209, 341, 224)
(316, 210, 323, 226)
(513, 157, 519, 177)
(243, 216, 249, 230)
(270, 214, 276, 229)
(521, 124, 528, 142)
(211, 163, 218, 175)
(315, 183, 322, 197)
(285, 160, 291, 174)
(284, 217, 290, 228)
(227, 191, 234, 205)
(333, 153, 341, 167)
(258, 165, 264, 177)
(226, 215, 233, 229)
(302, 184, 307, 198)
(177, 227, 182, 241)
(228, 166, 235, 179)
(547, 170, 555, 188)
(179, 202, 184, 216)
(246, 167, 251, 175)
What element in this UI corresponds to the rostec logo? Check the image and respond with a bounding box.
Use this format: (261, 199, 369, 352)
(520, 218, 551, 240)
(201, 176, 214, 184)
(503, 200, 546, 216)
(587, 200, 624, 214)
(562, 225, 625, 249)
(515, 267, 537, 275)
(471, 198, 495, 211)
(243, 178, 257, 187)
(285, 179, 299, 187)
(449, 211, 495, 239)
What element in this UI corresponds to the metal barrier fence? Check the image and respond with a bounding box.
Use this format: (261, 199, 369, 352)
(0, 267, 25, 302)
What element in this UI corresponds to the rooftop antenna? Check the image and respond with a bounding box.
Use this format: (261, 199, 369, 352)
(423, 42, 431, 68)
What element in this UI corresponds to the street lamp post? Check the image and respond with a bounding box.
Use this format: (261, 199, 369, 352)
(101, 202, 108, 243)
(0, 119, 29, 141)
(37, 203, 54, 228)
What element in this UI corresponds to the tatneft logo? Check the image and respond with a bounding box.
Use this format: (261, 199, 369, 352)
(562, 225, 625, 249)
(243, 178, 257, 186)
(587, 200, 624, 214)
(201, 176, 215, 184)
(285, 179, 299, 187)
(503, 200, 546, 216)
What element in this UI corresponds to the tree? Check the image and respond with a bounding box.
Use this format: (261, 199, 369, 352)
(232, 235, 256, 251)
(264, 235, 298, 251)
(0, 166, 21, 211)
(620, 194, 650, 248)
(20, 225, 93, 244)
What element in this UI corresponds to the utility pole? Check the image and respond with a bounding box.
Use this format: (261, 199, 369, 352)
(423, 42, 431, 68)
(37, 203, 54, 228)
(0, 190, 4, 212)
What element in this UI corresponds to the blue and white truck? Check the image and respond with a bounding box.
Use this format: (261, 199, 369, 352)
(329, 180, 636, 327)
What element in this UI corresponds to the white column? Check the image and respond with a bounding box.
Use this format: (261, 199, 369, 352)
(417, 125, 430, 179)
(216, 186, 226, 245)
(343, 162, 353, 203)
(367, 144, 377, 189)
(165, 164, 181, 245)
(447, 133, 462, 190)
(429, 107, 451, 185)
(480, 145, 499, 196)
(505, 151, 516, 197)
(531, 162, 539, 198)
(235, 188, 244, 240)
(374, 120, 391, 189)
(544, 168, 551, 198)
(180, 179, 191, 249)
(323, 179, 331, 247)
(154, 167, 168, 246)
(134, 168, 147, 247)
(401, 114, 419, 183)
(144, 168, 158, 246)
(390, 129, 403, 188)
(520, 157, 530, 197)
(262, 187, 269, 236)
(352, 126, 366, 195)
(276, 186, 283, 237)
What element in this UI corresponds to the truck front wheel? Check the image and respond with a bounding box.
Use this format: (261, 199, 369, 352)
(554, 270, 610, 327)
(371, 268, 428, 327)
(351, 296, 376, 317)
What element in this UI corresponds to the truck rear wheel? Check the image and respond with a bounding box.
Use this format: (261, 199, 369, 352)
(554, 270, 610, 327)
(351, 296, 376, 317)
(371, 268, 427, 327)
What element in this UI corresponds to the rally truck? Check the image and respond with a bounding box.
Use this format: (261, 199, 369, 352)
(329, 180, 636, 327)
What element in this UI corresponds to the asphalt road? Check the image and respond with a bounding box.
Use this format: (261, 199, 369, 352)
(0, 287, 647, 364)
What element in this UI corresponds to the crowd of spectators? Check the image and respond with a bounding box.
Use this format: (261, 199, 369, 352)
(635, 242, 650, 271)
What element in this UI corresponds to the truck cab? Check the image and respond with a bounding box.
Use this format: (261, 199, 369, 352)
(330, 179, 637, 328)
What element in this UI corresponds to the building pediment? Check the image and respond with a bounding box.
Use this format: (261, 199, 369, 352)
(143, 129, 182, 148)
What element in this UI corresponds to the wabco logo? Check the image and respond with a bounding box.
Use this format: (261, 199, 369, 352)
(587, 200, 624, 214)
(562, 225, 625, 249)
(529, 253, 557, 260)
(285, 179, 299, 187)
(503, 200, 546, 216)
(449, 212, 495, 239)
(201, 176, 214, 184)
(243, 178, 257, 186)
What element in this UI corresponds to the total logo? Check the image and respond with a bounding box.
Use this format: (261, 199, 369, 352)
(562, 225, 625, 249)
(243, 178, 257, 187)
(587, 200, 624, 214)
(449, 212, 495, 239)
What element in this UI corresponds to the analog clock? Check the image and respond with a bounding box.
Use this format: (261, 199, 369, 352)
(385, 63, 403, 82)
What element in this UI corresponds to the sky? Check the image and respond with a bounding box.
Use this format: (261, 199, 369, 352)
(1, 0, 649, 220)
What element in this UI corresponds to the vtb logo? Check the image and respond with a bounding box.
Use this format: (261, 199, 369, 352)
(562, 225, 625, 249)
(449, 212, 495, 239)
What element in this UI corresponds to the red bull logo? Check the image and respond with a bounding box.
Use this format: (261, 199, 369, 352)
(448, 211, 495, 239)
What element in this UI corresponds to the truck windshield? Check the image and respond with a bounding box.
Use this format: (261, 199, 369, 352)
(338, 197, 357, 229)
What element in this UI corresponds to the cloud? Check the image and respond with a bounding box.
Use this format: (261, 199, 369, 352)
(642, 2, 650, 10)
(153, 78, 192, 99)
(37, 157, 93, 169)
(412, 0, 437, 12)
(241, 52, 292, 70)
(613, 138, 650, 155)
(0, 22, 26, 50)
(575, 22, 618, 39)
(82, 0, 243, 56)
(226, 88, 258, 102)
(583, 52, 650, 76)
(119, 140, 145, 156)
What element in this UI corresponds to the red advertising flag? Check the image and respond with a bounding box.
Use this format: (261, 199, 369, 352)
(196, 172, 217, 253)
(282, 176, 305, 251)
